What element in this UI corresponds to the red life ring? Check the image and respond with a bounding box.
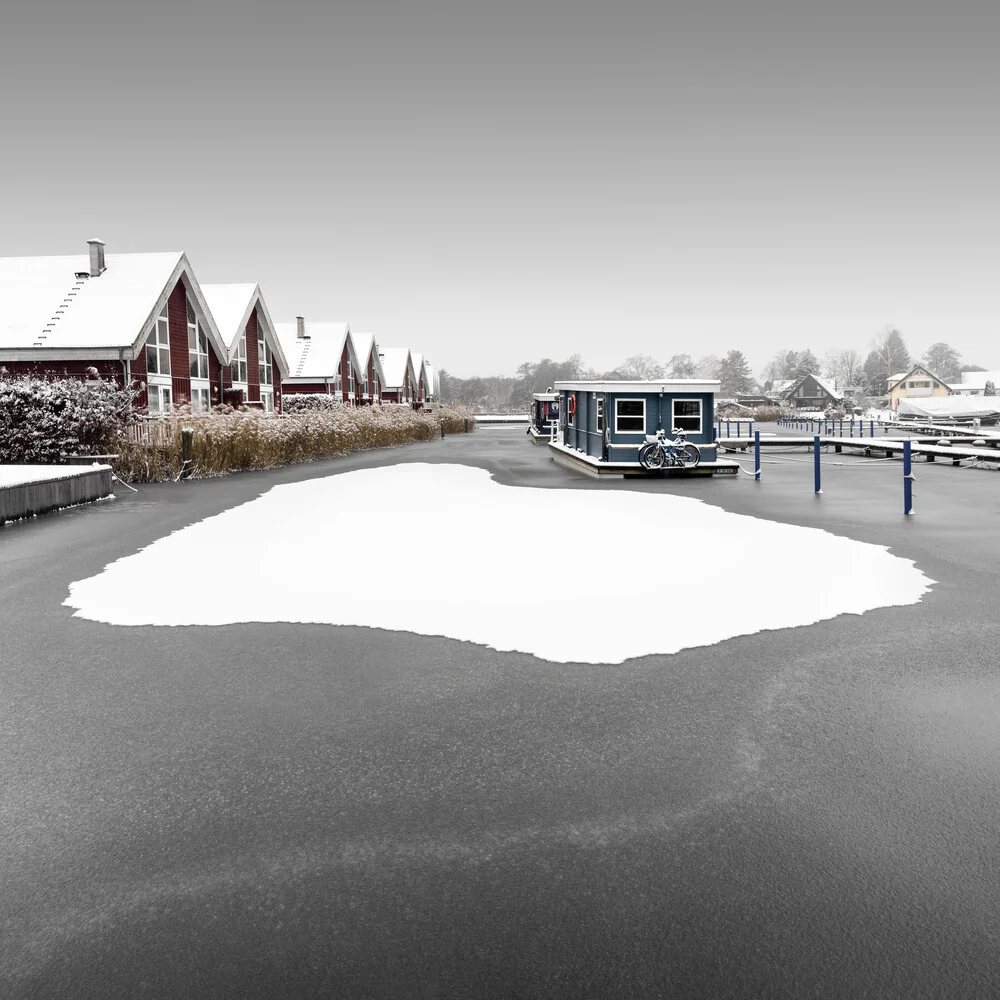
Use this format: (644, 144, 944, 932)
(568, 394, 577, 416)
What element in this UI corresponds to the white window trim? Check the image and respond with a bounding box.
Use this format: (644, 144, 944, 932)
(672, 397, 703, 433)
(146, 308, 171, 376)
(190, 383, 211, 413)
(147, 382, 173, 416)
(231, 333, 248, 386)
(187, 298, 210, 381)
(614, 397, 646, 434)
(595, 395, 604, 432)
(258, 330, 273, 387)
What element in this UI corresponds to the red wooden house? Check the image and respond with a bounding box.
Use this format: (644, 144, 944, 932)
(0, 239, 228, 414)
(276, 317, 365, 404)
(377, 347, 419, 404)
(350, 332, 386, 405)
(201, 283, 289, 413)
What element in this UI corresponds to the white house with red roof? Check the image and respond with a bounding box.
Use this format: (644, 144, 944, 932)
(201, 283, 289, 412)
(0, 239, 229, 414)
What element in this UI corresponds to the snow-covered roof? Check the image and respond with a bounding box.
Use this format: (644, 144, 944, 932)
(0, 250, 225, 360)
(554, 379, 721, 394)
(959, 370, 1000, 388)
(351, 332, 386, 385)
(201, 282, 290, 377)
(809, 373, 843, 399)
(275, 320, 357, 380)
(411, 352, 424, 386)
(424, 363, 435, 396)
(769, 379, 796, 394)
(887, 365, 950, 391)
(378, 347, 413, 389)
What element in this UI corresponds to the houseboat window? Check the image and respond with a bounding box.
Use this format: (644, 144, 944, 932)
(615, 399, 645, 433)
(146, 309, 170, 375)
(567, 397, 575, 426)
(258, 335, 273, 387)
(596, 396, 604, 431)
(672, 398, 702, 433)
(231, 333, 247, 384)
(190, 387, 210, 412)
(147, 384, 171, 415)
(187, 298, 209, 379)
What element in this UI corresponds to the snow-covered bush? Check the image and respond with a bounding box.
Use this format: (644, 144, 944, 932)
(0, 375, 138, 463)
(116, 404, 475, 482)
(281, 394, 347, 413)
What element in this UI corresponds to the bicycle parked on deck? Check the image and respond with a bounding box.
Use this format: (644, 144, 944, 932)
(637, 428, 701, 470)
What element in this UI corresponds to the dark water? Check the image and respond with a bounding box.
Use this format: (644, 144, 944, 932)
(2, 431, 999, 998)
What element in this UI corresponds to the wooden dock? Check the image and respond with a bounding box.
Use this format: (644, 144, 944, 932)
(716, 435, 1000, 465)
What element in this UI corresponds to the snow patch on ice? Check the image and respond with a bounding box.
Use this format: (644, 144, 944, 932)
(64, 463, 934, 663)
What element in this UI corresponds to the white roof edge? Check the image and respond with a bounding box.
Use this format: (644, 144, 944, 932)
(554, 379, 721, 393)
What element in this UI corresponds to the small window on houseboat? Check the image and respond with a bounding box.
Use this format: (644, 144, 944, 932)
(672, 398, 702, 433)
(615, 399, 645, 433)
(596, 396, 604, 432)
(567, 397, 574, 426)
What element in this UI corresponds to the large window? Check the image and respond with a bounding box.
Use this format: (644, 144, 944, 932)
(596, 396, 604, 432)
(615, 398, 645, 433)
(147, 383, 172, 415)
(231, 333, 247, 384)
(187, 298, 209, 379)
(672, 398, 702, 433)
(191, 387, 210, 412)
(567, 395, 575, 427)
(146, 309, 170, 375)
(347, 360, 355, 395)
(258, 330, 273, 386)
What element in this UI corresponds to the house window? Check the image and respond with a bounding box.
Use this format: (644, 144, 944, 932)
(262, 391, 274, 413)
(258, 332, 273, 386)
(190, 387, 210, 412)
(147, 383, 172, 415)
(567, 395, 575, 427)
(347, 361, 355, 394)
(146, 309, 170, 375)
(615, 398, 645, 433)
(672, 398, 702, 433)
(187, 298, 209, 379)
(231, 333, 247, 384)
(596, 396, 604, 432)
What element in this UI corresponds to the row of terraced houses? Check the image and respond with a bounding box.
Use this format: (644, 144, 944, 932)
(0, 240, 439, 414)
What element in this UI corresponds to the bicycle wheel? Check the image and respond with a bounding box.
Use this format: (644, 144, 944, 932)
(637, 443, 654, 468)
(678, 443, 701, 468)
(641, 445, 665, 470)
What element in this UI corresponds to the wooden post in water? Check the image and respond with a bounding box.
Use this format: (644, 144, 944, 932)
(181, 427, 194, 480)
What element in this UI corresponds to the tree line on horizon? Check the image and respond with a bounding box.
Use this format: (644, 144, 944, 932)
(437, 328, 991, 409)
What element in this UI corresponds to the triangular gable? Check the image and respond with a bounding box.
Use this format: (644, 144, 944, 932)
(887, 365, 951, 392)
(203, 282, 290, 379)
(275, 320, 358, 382)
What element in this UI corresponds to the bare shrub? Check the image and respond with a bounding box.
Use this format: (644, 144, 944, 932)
(115, 404, 475, 482)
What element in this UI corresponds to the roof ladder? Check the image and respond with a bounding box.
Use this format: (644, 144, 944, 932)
(34, 274, 88, 347)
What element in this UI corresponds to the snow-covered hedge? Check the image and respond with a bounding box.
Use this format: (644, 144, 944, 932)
(281, 394, 347, 413)
(117, 404, 475, 482)
(0, 375, 137, 463)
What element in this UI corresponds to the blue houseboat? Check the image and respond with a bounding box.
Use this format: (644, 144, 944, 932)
(549, 379, 737, 477)
(528, 391, 560, 444)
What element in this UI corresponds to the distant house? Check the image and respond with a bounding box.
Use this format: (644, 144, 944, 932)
(378, 347, 418, 404)
(423, 362, 436, 402)
(782, 373, 843, 410)
(886, 366, 951, 411)
(0, 239, 228, 414)
(351, 333, 385, 404)
(201, 283, 289, 412)
(276, 317, 364, 404)
(951, 370, 1000, 396)
(411, 352, 428, 404)
(765, 378, 796, 398)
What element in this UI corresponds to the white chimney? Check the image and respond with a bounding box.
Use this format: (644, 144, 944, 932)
(296, 315, 306, 338)
(87, 238, 106, 277)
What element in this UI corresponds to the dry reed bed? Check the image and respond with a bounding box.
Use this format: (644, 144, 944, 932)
(115, 405, 474, 482)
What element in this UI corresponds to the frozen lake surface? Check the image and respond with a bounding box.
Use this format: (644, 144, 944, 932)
(65, 463, 933, 662)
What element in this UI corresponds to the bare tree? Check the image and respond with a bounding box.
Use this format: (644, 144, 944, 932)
(694, 354, 721, 379)
(823, 348, 865, 388)
(665, 353, 696, 378)
(616, 353, 664, 379)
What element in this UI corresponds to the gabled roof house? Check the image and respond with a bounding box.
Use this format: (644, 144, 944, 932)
(276, 317, 364, 404)
(0, 240, 228, 414)
(886, 365, 951, 411)
(378, 347, 418, 404)
(783, 372, 844, 410)
(351, 332, 386, 404)
(202, 283, 289, 412)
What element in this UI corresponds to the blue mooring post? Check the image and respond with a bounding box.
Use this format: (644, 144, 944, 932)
(754, 430, 761, 480)
(814, 435, 822, 493)
(870, 420, 874, 438)
(903, 440, 913, 514)
(726, 420, 731, 437)
(737, 421, 742, 438)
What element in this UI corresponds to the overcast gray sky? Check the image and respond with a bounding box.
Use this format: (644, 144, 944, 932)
(2, 0, 997, 377)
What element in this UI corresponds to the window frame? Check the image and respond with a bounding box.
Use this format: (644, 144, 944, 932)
(672, 397, 703, 434)
(190, 386, 210, 412)
(146, 308, 171, 376)
(187, 297, 209, 380)
(596, 395, 604, 432)
(231, 332, 247, 385)
(147, 383, 172, 415)
(614, 397, 646, 434)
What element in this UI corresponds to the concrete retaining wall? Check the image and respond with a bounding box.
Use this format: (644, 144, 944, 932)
(0, 467, 114, 524)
